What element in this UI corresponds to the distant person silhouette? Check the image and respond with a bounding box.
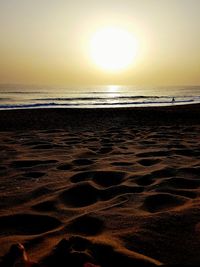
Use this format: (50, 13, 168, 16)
(172, 97, 175, 103)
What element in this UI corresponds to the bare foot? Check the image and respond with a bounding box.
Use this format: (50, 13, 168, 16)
(7, 243, 38, 267)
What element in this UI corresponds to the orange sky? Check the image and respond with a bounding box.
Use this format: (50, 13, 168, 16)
(0, 0, 200, 86)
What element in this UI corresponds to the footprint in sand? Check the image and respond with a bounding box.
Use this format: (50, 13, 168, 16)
(60, 182, 99, 207)
(72, 159, 94, 166)
(98, 147, 113, 154)
(70, 171, 126, 187)
(111, 162, 133, 167)
(32, 200, 57, 211)
(132, 174, 155, 186)
(23, 171, 45, 178)
(138, 159, 161, 167)
(57, 163, 72, 170)
(158, 177, 200, 189)
(67, 214, 104, 235)
(136, 151, 170, 158)
(0, 213, 61, 235)
(155, 188, 197, 199)
(11, 160, 58, 169)
(142, 193, 188, 213)
(60, 181, 143, 208)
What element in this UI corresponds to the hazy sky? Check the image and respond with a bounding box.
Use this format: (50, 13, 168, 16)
(0, 0, 200, 86)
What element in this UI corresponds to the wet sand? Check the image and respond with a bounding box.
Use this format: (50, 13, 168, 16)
(0, 104, 200, 266)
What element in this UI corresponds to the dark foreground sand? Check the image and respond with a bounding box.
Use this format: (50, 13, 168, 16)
(0, 104, 200, 266)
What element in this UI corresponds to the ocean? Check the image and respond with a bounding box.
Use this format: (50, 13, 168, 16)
(0, 85, 200, 109)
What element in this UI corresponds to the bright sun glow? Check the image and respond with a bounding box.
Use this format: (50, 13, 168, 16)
(90, 27, 138, 72)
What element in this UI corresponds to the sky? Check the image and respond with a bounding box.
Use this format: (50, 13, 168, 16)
(0, 0, 200, 86)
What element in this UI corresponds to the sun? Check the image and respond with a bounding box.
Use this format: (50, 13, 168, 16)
(90, 27, 138, 72)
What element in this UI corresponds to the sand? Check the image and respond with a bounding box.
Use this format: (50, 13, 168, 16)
(0, 104, 200, 266)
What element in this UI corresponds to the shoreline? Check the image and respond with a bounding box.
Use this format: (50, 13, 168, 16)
(0, 103, 200, 131)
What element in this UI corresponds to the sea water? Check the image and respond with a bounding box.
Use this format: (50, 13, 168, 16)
(0, 84, 200, 109)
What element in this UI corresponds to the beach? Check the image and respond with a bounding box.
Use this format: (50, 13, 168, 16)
(0, 104, 200, 266)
